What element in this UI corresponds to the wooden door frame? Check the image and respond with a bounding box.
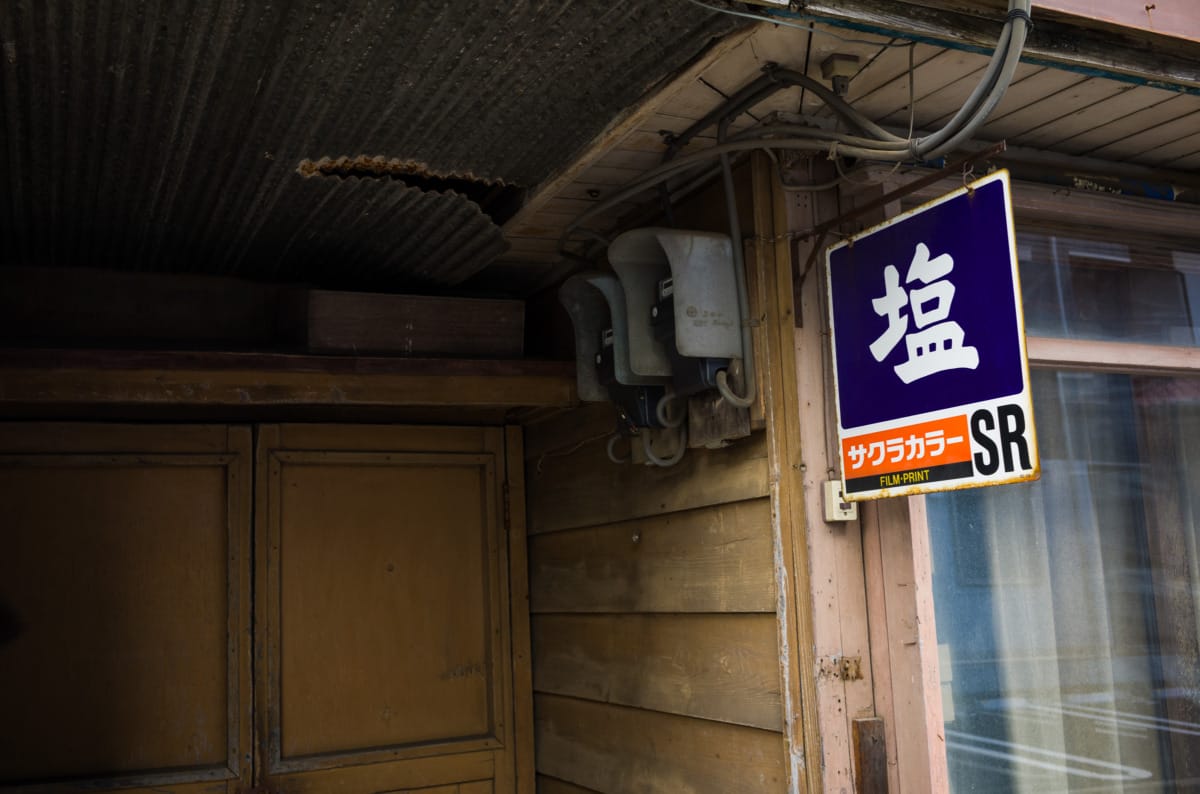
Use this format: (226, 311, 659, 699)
(750, 153, 826, 794)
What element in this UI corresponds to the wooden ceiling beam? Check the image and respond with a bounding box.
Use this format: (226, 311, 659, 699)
(0, 350, 577, 410)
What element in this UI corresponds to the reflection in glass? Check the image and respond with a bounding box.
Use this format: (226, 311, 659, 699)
(1016, 232, 1199, 346)
(929, 370, 1200, 792)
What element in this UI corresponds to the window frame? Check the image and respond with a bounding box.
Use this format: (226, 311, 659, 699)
(875, 185, 1200, 792)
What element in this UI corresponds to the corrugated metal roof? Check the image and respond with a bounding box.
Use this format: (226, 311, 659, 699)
(0, 1, 739, 290)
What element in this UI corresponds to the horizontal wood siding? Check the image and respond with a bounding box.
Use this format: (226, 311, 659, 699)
(535, 776, 600, 793)
(524, 409, 783, 793)
(532, 613, 782, 731)
(529, 500, 775, 614)
(528, 429, 769, 535)
(534, 695, 786, 793)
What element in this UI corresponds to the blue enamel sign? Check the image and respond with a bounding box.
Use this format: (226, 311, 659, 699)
(826, 170, 1038, 500)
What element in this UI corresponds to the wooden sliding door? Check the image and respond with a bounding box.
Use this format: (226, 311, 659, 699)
(0, 422, 530, 794)
(0, 424, 253, 793)
(254, 425, 526, 794)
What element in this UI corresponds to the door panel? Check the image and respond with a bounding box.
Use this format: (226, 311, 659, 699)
(256, 425, 517, 792)
(0, 424, 252, 793)
(277, 454, 496, 757)
(0, 422, 526, 793)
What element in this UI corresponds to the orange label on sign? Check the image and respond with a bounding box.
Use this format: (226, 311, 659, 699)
(842, 414, 971, 479)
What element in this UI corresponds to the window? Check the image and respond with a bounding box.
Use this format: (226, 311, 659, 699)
(926, 230, 1200, 792)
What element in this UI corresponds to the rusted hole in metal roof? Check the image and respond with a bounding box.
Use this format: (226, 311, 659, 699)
(298, 156, 525, 225)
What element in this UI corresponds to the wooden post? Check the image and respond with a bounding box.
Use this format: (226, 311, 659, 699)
(787, 166, 881, 792)
(752, 153, 824, 793)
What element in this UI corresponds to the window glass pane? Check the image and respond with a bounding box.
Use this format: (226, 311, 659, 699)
(930, 369, 1200, 793)
(1016, 232, 1199, 345)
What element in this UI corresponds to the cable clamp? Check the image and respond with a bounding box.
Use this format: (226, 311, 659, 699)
(1006, 7, 1033, 30)
(907, 137, 923, 162)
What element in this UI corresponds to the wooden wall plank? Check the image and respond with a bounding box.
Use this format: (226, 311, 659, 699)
(1166, 149, 1200, 170)
(525, 430, 768, 535)
(852, 718, 889, 794)
(982, 76, 1127, 142)
(974, 66, 1084, 132)
(572, 163, 646, 187)
(528, 499, 775, 614)
(1047, 92, 1191, 156)
(532, 614, 782, 731)
(924, 61, 1044, 128)
(878, 64, 988, 129)
(535, 775, 600, 793)
(1136, 128, 1200, 164)
(301, 291, 524, 358)
(534, 695, 786, 794)
(1013, 83, 1168, 150)
(635, 110, 719, 140)
(1087, 106, 1200, 161)
(596, 146, 663, 171)
(827, 43, 941, 115)
(523, 403, 615, 463)
(854, 47, 987, 123)
(655, 78, 739, 126)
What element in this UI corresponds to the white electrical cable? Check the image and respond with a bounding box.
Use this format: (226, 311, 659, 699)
(641, 424, 688, 467)
(656, 392, 687, 428)
(606, 434, 631, 464)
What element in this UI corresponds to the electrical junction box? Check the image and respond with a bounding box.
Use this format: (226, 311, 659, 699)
(650, 277, 728, 396)
(823, 480, 859, 522)
(608, 227, 743, 391)
(559, 270, 670, 403)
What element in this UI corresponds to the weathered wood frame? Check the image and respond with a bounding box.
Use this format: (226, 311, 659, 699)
(750, 154, 826, 793)
(806, 174, 1200, 792)
(253, 424, 532, 794)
